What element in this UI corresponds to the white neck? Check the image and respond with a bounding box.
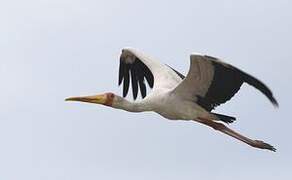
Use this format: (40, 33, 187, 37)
(112, 98, 152, 112)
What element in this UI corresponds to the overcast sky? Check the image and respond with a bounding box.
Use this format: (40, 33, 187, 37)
(0, 0, 291, 179)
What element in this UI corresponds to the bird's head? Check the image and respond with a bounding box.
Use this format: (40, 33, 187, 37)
(65, 92, 123, 107)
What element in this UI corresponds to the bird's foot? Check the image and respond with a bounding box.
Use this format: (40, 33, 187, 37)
(252, 140, 276, 152)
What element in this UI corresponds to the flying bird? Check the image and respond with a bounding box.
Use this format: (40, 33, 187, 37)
(66, 48, 278, 151)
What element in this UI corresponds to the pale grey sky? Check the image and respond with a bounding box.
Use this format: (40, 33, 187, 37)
(0, 0, 291, 179)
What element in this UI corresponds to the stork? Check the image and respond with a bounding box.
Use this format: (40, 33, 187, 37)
(66, 48, 278, 151)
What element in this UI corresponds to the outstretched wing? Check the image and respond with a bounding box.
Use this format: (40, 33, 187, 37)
(119, 48, 182, 100)
(173, 54, 278, 111)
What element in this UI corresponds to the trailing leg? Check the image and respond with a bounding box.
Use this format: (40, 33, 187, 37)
(196, 117, 276, 152)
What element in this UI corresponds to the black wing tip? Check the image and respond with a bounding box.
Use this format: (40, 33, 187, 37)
(271, 97, 279, 108)
(118, 54, 154, 100)
(236, 68, 279, 108)
(259, 89, 279, 108)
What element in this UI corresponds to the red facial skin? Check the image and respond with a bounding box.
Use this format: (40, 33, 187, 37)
(104, 93, 115, 106)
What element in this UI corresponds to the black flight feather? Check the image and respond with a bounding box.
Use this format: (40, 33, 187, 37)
(131, 64, 139, 100)
(123, 65, 130, 97)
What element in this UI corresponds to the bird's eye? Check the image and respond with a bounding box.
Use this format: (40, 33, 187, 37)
(109, 93, 114, 98)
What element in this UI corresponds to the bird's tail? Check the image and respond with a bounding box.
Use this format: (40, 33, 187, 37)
(211, 113, 236, 124)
